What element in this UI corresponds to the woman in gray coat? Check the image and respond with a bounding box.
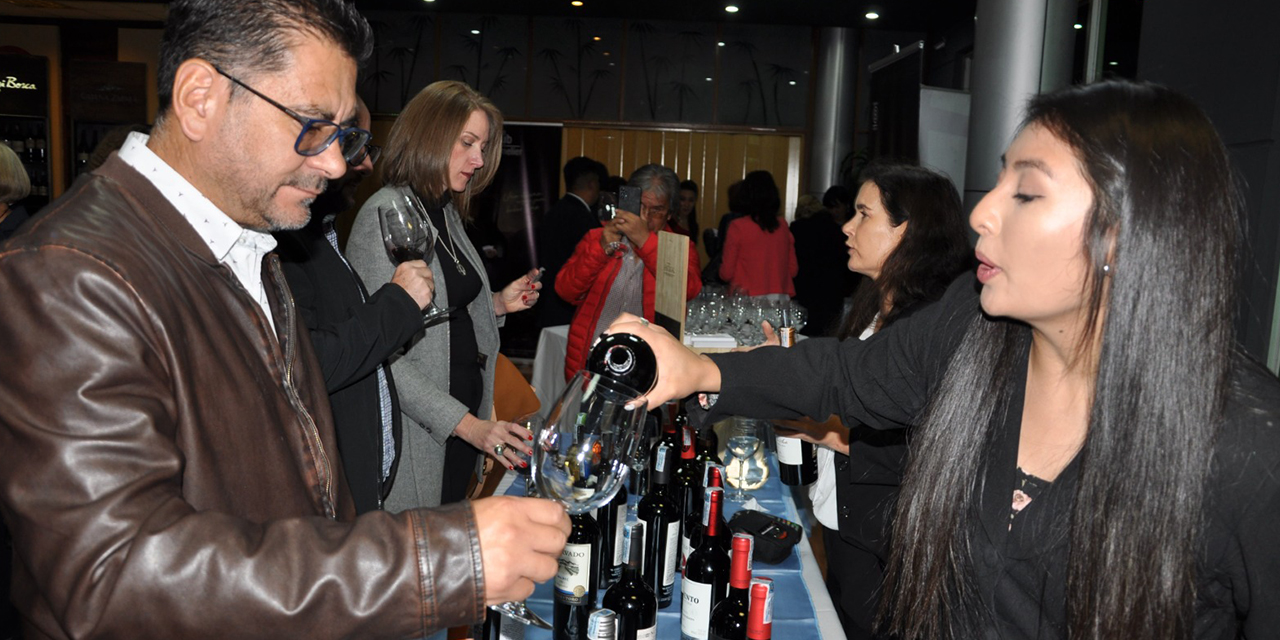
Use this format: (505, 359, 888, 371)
(348, 81, 539, 509)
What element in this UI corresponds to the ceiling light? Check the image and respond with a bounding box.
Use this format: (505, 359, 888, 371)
(471, 29, 480, 35)
(705, 77, 713, 81)
(603, 51, 611, 56)
(1074, 23, 1083, 29)
(1108, 61, 1118, 66)
(717, 41, 725, 47)
(865, 11, 880, 20)
(571, 0, 583, 5)
(725, 5, 739, 13)
(593, 36, 601, 41)
(789, 80, 797, 86)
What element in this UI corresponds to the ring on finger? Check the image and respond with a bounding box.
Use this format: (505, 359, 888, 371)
(494, 443, 506, 456)
(639, 317, 650, 327)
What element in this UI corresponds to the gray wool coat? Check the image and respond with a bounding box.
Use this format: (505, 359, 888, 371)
(346, 184, 501, 511)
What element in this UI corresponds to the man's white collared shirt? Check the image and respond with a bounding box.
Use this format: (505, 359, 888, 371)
(117, 132, 279, 334)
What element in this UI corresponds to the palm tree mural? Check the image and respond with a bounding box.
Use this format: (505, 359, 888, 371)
(730, 41, 770, 125)
(631, 22, 673, 120)
(672, 30, 705, 120)
(767, 63, 798, 127)
(399, 15, 433, 104)
(362, 20, 392, 112)
(539, 19, 611, 119)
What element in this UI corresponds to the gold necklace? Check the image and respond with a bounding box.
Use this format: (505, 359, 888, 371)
(409, 190, 467, 276)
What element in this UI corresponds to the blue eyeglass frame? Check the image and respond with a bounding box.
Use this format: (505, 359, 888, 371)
(212, 65, 371, 163)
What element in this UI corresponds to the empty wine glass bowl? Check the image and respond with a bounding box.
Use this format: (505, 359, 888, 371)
(532, 370, 646, 514)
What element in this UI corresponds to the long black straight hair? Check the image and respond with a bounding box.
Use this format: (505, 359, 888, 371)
(838, 163, 972, 338)
(881, 81, 1241, 638)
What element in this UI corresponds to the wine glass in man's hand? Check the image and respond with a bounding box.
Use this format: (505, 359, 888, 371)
(377, 193, 451, 324)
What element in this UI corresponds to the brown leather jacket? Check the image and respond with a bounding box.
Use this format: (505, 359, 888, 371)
(0, 156, 484, 639)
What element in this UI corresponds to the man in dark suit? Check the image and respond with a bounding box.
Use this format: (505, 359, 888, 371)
(274, 99, 435, 513)
(536, 156, 607, 328)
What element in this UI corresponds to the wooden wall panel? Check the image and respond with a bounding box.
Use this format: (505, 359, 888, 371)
(559, 125, 803, 263)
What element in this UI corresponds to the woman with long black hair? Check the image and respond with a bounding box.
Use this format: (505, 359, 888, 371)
(775, 163, 971, 638)
(609, 80, 1280, 638)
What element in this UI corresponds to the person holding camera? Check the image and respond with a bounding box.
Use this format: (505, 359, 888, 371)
(554, 163, 701, 381)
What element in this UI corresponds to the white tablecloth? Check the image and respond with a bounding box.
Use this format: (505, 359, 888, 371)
(530, 325, 570, 419)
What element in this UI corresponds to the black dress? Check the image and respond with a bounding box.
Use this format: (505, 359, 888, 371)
(423, 201, 486, 505)
(705, 274, 1280, 639)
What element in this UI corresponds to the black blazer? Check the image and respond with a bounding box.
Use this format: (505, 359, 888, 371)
(536, 194, 599, 328)
(275, 218, 422, 513)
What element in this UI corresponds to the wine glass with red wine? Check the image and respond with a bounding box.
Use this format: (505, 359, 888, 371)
(377, 193, 450, 324)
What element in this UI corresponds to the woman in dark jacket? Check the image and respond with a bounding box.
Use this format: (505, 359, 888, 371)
(611, 80, 1280, 639)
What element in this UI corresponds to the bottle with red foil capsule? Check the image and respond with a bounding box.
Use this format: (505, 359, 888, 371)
(673, 422, 701, 568)
(680, 486, 730, 640)
(708, 533, 755, 640)
(745, 577, 774, 640)
(686, 463, 730, 561)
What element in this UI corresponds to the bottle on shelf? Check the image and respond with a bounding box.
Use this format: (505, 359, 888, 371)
(773, 319, 818, 486)
(10, 125, 25, 158)
(745, 577, 774, 640)
(587, 609, 618, 640)
(75, 129, 91, 176)
(681, 486, 730, 640)
(602, 521, 658, 640)
(637, 443, 680, 608)
(555, 490, 601, 640)
(23, 126, 36, 165)
(596, 477, 628, 590)
(709, 533, 755, 640)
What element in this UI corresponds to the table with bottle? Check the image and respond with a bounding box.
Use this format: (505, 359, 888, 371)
(500, 407, 843, 640)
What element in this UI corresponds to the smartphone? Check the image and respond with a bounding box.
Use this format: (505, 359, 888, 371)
(617, 185, 642, 217)
(529, 267, 545, 284)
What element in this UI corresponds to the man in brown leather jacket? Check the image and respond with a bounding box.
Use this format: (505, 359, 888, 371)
(0, 1, 568, 638)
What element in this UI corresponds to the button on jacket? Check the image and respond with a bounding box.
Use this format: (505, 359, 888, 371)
(0, 156, 484, 640)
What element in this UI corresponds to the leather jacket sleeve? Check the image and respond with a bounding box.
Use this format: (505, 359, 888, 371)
(0, 245, 483, 639)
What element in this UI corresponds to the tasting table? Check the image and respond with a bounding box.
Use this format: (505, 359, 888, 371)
(498, 451, 845, 639)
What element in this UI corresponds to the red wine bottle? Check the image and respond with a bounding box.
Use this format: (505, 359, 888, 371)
(673, 423, 701, 570)
(745, 578, 774, 640)
(586, 332, 657, 394)
(684, 461, 730, 568)
(708, 533, 756, 640)
(772, 325, 818, 485)
(602, 521, 658, 640)
(596, 480, 629, 589)
(554, 506, 601, 640)
(680, 486, 730, 640)
(637, 443, 680, 608)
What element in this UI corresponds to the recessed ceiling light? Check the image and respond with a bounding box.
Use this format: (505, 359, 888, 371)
(1074, 23, 1083, 29)
(705, 77, 713, 81)
(717, 41, 725, 47)
(865, 11, 880, 20)
(603, 51, 611, 56)
(571, 0, 584, 5)
(725, 5, 739, 13)
(1108, 61, 1118, 66)
(471, 29, 480, 35)
(788, 80, 797, 86)
(593, 36, 601, 41)
(423, 0, 435, 3)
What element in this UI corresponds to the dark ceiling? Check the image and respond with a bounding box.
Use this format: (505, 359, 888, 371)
(353, 0, 976, 33)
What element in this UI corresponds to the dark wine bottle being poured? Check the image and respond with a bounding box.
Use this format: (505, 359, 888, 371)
(587, 333, 658, 395)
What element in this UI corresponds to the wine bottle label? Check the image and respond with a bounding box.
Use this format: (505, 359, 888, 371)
(555, 542, 593, 604)
(636, 625, 657, 640)
(775, 436, 803, 464)
(680, 576, 714, 639)
(656, 445, 669, 474)
(662, 521, 680, 587)
(612, 504, 626, 566)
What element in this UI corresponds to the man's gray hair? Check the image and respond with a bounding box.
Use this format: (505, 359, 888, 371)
(627, 164, 679, 209)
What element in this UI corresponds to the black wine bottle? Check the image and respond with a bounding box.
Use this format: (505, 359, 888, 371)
(745, 578, 773, 640)
(586, 332, 658, 394)
(555, 507, 601, 640)
(602, 521, 658, 640)
(637, 443, 680, 608)
(708, 533, 755, 640)
(680, 487, 730, 640)
(596, 480, 628, 589)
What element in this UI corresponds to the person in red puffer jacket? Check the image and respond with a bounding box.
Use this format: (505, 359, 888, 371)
(556, 164, 702, 381)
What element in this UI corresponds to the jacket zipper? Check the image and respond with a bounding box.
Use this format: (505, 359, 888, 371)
(271, 257, 337, 517)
